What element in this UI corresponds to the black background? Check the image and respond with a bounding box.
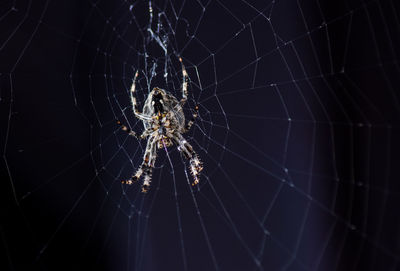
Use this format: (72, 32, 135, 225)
(1, 0, 400, 270)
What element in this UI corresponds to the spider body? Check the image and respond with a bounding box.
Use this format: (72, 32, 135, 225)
(142, 87, 185, 134)
(118, 58, 202, 192)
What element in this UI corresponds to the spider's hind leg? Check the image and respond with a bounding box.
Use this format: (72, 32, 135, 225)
(179, 57, 188, 105)
(130, 70, 152, 122)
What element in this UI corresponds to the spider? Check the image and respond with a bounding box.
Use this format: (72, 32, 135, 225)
(117, 58, 203, 193)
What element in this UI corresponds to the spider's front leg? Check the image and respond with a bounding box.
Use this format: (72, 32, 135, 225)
(122, 134, 158, 193)
(172, 132, 203, 186)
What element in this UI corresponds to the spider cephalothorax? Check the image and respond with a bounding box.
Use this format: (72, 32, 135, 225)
(117, 58, 202, 192)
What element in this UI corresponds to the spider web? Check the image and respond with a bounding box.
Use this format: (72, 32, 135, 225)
(1, 0, 400, 270)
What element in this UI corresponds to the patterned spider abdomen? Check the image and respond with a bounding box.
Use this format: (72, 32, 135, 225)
(141, 88, 185, 132)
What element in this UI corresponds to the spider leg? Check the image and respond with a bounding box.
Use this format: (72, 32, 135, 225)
(183, 105, 199, 132)
(116, 120, 140, 139)
(172, 133, 203, 186)
(178, 58, 198, 133)
(141, 138, 158, 192)
(122, 134, 158, 193)
(130, 70, 152, 121)
(179, 58, 188, 105)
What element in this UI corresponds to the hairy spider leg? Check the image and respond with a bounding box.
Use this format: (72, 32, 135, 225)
(130, 70, 152, 121)
(116, 120, 139, 138)
(184, 105, 199, 133)
(179, 57, 188, 105)
(178, 59, 199, 133)
(116, 120, 149, 139)
(172, 133, 203, 186)
(122, 134, 158, 193)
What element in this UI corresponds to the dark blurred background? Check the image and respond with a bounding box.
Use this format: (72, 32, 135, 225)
(1, 0, 400, 270)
